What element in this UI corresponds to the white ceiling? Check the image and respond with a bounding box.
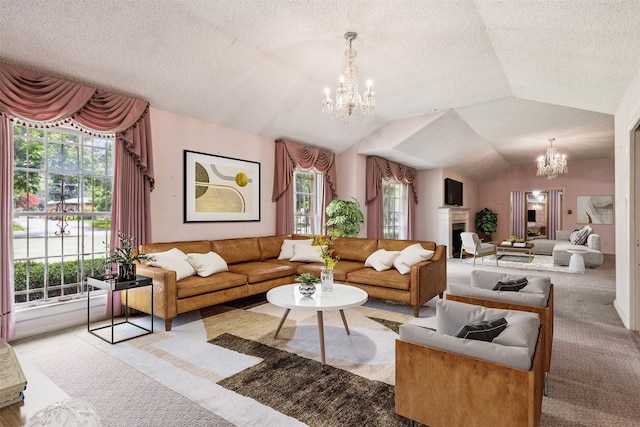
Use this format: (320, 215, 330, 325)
(1, 0, 638, 181)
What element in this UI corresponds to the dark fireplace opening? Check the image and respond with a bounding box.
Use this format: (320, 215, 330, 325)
(451, 223, 466, 257)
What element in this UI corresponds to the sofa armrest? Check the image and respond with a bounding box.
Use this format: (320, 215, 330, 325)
(555, 230, 572, 241)
(587, 233, 601, 251)
(411, 245, 447, 308)
(131, 264, 178, 324)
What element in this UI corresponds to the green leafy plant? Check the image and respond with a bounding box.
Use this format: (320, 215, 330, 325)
(325, 198, 365, 238)
(107, 232, 154, 266)
(476, 208, 498, 240)
(296, 272, 321, 286)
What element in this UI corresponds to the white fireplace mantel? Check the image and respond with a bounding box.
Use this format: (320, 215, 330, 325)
(438, 207, 470, 258)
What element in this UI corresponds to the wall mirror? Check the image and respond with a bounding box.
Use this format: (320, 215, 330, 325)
(510, 189, 563, 240)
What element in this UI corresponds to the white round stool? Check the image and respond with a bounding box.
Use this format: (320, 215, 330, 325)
(566, 248, 587, 273)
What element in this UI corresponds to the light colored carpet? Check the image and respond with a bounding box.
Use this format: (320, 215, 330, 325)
(10, 254, 640, 426)
(461, 253, 580, 273)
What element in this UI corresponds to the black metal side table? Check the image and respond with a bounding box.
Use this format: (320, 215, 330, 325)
(86, 274, 153, 344)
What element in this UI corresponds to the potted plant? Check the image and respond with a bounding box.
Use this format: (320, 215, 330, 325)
(108, 232, 155, 280)
(325, 198, 365, 238)
(475, 208, 498, 241)
(296, 272, 320, 296)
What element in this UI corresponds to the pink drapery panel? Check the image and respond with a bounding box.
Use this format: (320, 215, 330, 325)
(272, 139, 338, 235)
(547, 189, 561, 240)
(0, 63, 154, 336)
(511, 191, 527, 240)
(0, 119, 15, 339)
(365, 156, 418, 239)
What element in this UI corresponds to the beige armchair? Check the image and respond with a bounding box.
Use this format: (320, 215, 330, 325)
(396, 299, 544, 427)
(460, 232, 497, 266)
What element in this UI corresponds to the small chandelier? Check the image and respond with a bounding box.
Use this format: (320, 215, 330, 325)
(322, 32, 375, 124)
(536, 138, 567, 180)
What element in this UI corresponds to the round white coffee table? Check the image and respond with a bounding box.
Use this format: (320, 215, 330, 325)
(266, 283, 368, 365)
(566, 248, 588, 273)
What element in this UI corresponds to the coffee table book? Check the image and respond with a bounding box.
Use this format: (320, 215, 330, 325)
(0, 339, 27, 409)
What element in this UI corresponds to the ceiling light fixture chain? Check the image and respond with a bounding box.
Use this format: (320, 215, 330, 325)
(322, 32, 375, 124)
(536, 137, 568, 180)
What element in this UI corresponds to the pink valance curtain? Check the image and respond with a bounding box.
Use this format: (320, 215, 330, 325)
(365, 156, 418, 239)
(0, 63, 155, 339)
(272, 139, 338, 235)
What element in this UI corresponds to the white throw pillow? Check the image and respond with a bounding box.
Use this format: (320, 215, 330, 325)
(365, 249, 400, 272)
(278, 239, 313, 260)
(147, 248, 196, 281)
(289, 244, 324, 263)
(187, 251, 228, 277)
(393, 243, 435, 275)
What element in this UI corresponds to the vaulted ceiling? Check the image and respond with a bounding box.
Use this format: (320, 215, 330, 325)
(1, 0, 638, 181)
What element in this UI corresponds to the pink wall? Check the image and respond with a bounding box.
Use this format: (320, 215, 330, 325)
(149, 108, 276, 242)
(479, 157, 615, 253)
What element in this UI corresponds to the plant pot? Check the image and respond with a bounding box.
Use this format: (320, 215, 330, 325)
(320, 266, 334, 292)
(118, 263, 136, 281)
(298, 282, 316, 296)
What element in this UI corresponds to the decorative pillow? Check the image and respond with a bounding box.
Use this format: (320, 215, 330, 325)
(393, 243, 435, 275)
(278, 239, 313, 260)
(492, 278, 528, 292)
(290, 244, 324, 263)
(187, 251, 228, 277)
(454, 318, 508, 342)
(147, 248, 195, 281)
(365, 249, 400, 272)
(570, 225, 591, 245)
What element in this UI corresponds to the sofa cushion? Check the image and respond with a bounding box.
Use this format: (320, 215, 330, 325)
(257, 235, 291, 260)
(176, 271, 247, 298)
(289, 244, 324, 263)
(454, 318, 508, 342)
(570, 225, 592, 245)
(297, 260, 364, 282)
(141, 240, 212, 256)
(277, 238, 313, 260)
(147, 248, 196, 281)
(378, 239, 437, 252)
(227, 261, 294, 283)
(347, 267, 411, 290)
(187, 251, 228, 277)
(365, 249, 400, 272)
(393, 243, 435, 274)
(332, 237, 378, 262)
(492, 278, 528, 292)
(553, 242, 604, 267)
(211, 237, 262, 265)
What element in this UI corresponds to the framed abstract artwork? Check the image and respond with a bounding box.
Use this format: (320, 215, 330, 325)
(576, 195, 613, 224)
(184, 150, 260, 222)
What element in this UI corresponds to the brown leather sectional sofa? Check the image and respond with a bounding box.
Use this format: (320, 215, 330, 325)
(128, 234, 447, 331)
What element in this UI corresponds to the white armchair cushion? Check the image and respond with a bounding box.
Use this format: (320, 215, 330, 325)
(365, 249, 400, 272)
(587, 233, 601, 251)
(475, 243, 496, 255)
(278, 239, 313, 259)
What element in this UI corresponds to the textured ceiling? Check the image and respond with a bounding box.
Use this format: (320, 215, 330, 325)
(1, 0, 638, 181)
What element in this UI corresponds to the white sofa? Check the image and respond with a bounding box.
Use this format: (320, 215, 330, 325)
(532, 229, 603, 267)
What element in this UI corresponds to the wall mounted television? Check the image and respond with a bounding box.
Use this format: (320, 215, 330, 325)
(444, 178, 463, 206)
(527, 209, 536, 222)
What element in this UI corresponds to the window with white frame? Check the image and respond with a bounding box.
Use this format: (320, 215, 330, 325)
(382, 179, 408, 239)
(293, 169, 324, 235)
(13, 125, 114, 305)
